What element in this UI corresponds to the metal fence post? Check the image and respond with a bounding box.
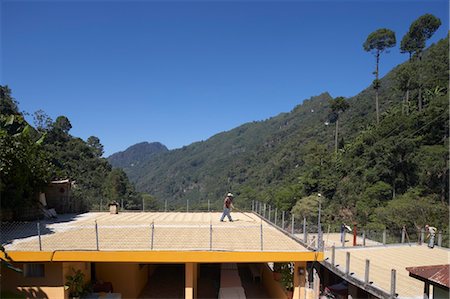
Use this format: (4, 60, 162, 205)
(363, 230, 366, 247)
(260, 222, 263, 251)
(331, 245, 335, 266)
(274, 208, 278, 226)
(365, 259, 370, 284)
(151, 222, 154, 250)
(95, 221, 99, 251)
(164, 199, 167, 212)
(259, 201, 262, 215)
(252, 200, 254, 212)
(282, 211, 285, 230)
(383, 230, 387, 245)
(303, 217, 307, 243)
(37, 222, 42, 251)
(210, 222, 213, 251)
(345, 252, 350, 276)
(390, 269, 396, 298)
(291, 215, 295, 235)
(263, 203, 266, 218)
(438, 231, 442, 247)
(401, 227, 405, 243)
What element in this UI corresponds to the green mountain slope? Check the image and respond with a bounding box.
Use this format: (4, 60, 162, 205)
(114, 37, 448, 216)
(107, 142, 168, 181)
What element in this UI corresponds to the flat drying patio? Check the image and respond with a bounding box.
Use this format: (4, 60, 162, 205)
(2, 212, 310, 253)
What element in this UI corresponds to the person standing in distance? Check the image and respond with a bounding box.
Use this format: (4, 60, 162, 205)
(425, 224, 437, 249)
(220, 193, 234, 222)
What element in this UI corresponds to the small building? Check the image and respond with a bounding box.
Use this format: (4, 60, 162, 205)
(406, 264, 449, 299)
(44, 179, 78, 213)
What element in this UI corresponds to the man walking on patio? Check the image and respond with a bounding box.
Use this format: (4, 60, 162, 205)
(220, 193, 234, 222)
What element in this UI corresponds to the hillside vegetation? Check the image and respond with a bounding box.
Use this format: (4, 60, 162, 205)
(0, 89, 156, 219)
(108, 142, 168, 182)
(116, 36, 448, 230)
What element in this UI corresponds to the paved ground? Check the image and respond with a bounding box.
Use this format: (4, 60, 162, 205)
(2, 212, 307, 252)
(297, 233, 382, 248)
(324, 244, 450, 298)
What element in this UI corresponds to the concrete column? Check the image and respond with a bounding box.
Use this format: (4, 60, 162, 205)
(293, 261, 306, 299)
(185, 262, 197, 299)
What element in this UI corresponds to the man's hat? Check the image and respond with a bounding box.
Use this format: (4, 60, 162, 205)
(227, 193, 234, 197)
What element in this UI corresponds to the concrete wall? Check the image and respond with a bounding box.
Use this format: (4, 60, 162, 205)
(1, 262, 65, 299)
(95, 263, 148, 298)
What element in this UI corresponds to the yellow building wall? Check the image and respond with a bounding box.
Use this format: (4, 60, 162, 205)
(95, 263, 148, 298)
(261, 263, 287, 299)
(1, 262, 65, 299)
(62, 262, 91, 299)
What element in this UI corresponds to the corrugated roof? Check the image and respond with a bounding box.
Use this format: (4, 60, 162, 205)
(406, 264, 450, 288)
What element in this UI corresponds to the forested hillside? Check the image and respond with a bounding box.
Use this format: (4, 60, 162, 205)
(118, 35, 448, 230)
(0, 89, 154, 220)
(108, 142, 168, 182)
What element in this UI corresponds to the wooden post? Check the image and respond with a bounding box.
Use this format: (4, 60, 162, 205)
(185, 263, 195, 299)
(365, 259, 370, 284)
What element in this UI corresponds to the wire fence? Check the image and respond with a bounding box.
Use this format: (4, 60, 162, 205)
(251, 200, 449, 249)
(1, 220, 304, 252)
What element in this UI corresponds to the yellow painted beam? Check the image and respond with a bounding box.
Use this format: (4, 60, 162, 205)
(0, 251, 53, 262)
(3, 251, 323, 263)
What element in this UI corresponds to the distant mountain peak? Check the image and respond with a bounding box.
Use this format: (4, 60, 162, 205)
(107, 141, 168, 170)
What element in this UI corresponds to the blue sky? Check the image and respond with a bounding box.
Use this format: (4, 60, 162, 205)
(2, 0, 448, 156)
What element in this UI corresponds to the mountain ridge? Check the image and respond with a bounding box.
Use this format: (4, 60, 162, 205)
(108, 37, 448, 211)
